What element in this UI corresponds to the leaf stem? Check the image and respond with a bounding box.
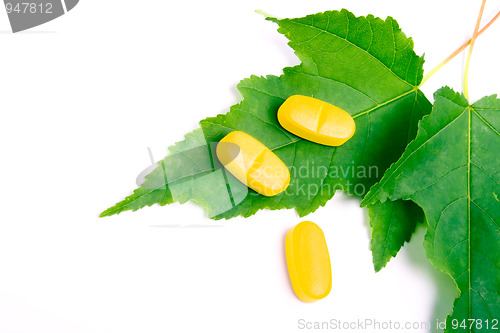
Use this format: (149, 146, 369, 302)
(255, 9, 281, 20)
(419, 7, 500, 88)
(464, 0, 487, 101)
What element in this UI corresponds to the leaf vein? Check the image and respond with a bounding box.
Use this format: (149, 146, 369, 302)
(287, 20, 413, 88)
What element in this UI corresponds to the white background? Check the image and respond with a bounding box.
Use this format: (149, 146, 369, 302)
(0, 0, 499, 332)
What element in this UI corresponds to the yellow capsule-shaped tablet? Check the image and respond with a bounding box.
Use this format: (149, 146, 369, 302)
(216, 131, 290, 197)
(278, 95, 355, 146)
(285, 221, 332, 302)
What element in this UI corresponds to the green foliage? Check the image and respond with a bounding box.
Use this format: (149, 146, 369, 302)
(100, 8, 500, 328)
(101, 9, 432, 275)
(101, 9, 429, 222)
(368, 200, 424, 272)
(362, 87, 500, 330)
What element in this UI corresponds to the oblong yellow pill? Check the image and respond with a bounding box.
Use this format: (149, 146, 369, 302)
(216, 131, 290, 197)
(277, 95, 355, 146)
(285, 221, 332, 302)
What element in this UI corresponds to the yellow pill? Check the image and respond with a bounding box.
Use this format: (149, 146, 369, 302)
(216, 131, 290, 197)
(285, 221, 332, 302)
(277, 95, 355, 146)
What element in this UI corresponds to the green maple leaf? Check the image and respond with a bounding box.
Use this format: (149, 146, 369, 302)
(100, 9, 431, 269)
(368, 199, 424, 272)
(362, 87, 500, 330)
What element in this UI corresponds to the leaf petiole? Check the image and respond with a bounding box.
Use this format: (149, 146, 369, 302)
(419, 6, 499, 88)
(255, 9, 281, 20)
(464, 0, 487, 101)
